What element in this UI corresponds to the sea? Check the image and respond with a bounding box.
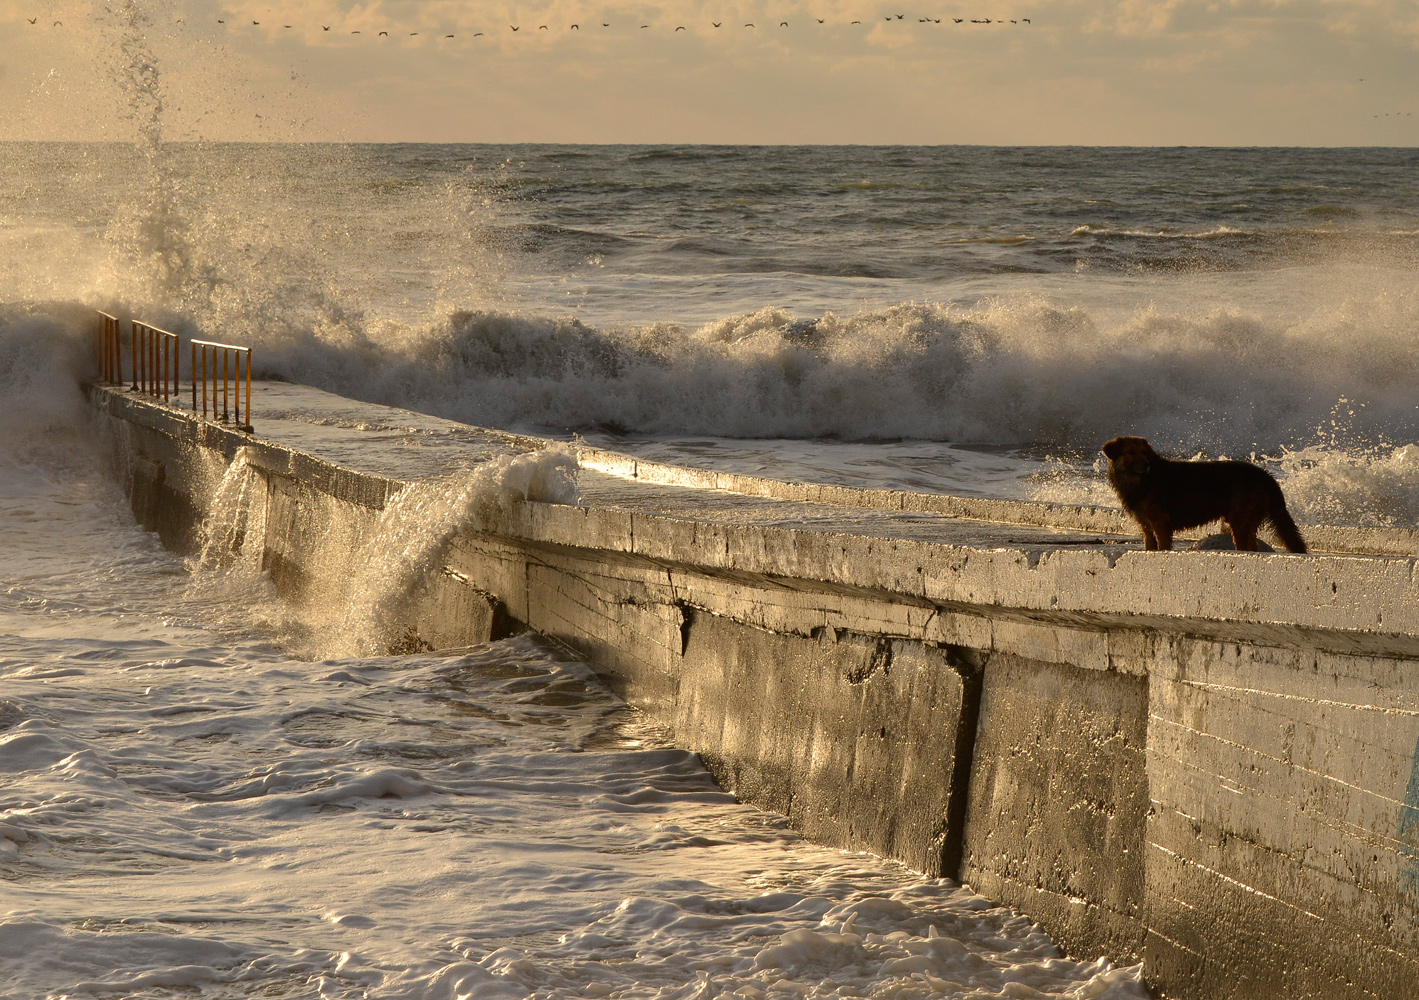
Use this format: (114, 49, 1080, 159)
(3, 140, 1418, 998)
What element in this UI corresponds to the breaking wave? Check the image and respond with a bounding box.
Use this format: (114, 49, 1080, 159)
(219, 291, 1419, 460)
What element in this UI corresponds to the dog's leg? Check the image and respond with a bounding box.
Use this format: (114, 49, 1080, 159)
(1142, 525, 1159, 550)
(1153, 524, 1174, 550)
(1228, 516, 1261, 551)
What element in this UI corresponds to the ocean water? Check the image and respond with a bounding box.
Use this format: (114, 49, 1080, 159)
(2, 140, 1417, 996)
(4, 142, 1419, 517)
(0, 330, 1146, 998)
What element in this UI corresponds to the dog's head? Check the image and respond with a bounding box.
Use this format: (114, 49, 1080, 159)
(1102, 436, 1157, 478)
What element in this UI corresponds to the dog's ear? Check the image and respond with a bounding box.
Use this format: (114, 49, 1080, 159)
(1102, 438, 1123, 460)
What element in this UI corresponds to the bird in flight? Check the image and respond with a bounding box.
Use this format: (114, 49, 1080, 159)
(816, 18, 825, 23)
(27, 16, 37, 23)
(351, 29, 360, 34)
(851, 20, 861, 24)
(252, 20, 259, 25)
(52, 19, 61, 25)
(444, 33, 453, 37)
(378, 30, 387, 35)
(676, 25, 685, 31)
(510, 25, 519, 30)
(780, 21, 788, 26)
(745, 22, 755, 28)
(953, 18, 963, 22)
(571, 24, 579, 29)
(473, 32, 483, 36)
(284, 24, 292, 28)
(539, 24, 547, 29)
(713, 21, 721, 26)
(322, 25, 329, 30)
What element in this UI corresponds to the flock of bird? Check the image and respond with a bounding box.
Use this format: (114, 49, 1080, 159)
(24, 13, 1035, 37)
(219, 14, 1035, 35)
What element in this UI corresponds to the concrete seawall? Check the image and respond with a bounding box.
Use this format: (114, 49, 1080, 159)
(94, 382, 1419, 999)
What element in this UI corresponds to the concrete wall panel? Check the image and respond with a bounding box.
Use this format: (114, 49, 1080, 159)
(1147, 634, 1419, 998)
(676, 613, 971, 876)
(962, 654, 1150, 963)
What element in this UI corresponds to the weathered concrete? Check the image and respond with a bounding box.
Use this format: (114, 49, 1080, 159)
(963, 654, 1149, 963)
(92, 381, 1419, 1000)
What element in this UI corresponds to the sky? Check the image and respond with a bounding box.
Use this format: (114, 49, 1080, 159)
(1, 0, 1417, 144)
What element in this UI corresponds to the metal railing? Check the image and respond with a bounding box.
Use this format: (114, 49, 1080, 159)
(95, 310, 123, 384)
(91, 310, 255, 432)
(132, 320, 181, 401)
(192, 339, 253, 431)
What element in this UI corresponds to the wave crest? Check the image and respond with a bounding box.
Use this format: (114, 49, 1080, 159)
(220, 292, 1419, 458)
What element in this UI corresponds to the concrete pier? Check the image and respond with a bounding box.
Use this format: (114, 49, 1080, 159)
(93, 381, 1419, 999)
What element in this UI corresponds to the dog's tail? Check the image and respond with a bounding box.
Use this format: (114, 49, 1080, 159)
(1267, 502, 1308, 554)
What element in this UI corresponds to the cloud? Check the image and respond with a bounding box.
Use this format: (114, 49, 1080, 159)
(1, 0, 1416, 142)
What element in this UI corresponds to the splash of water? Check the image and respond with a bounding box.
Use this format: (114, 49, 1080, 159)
(319, 447, 580, 657)
(193, 447, 265, 571)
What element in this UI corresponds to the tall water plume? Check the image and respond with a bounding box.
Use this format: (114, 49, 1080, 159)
(98, 0, 207, 310)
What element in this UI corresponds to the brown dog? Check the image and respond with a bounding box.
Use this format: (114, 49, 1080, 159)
(1101, 436, 1307, 553)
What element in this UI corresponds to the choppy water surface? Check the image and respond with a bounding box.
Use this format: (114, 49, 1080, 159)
(2, 141, 1418, 996)
(0, 412, 1146, 999)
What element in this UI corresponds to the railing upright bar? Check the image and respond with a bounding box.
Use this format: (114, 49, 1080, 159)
(222, 349, 229, 423)
(201, 345, 208, 419)
(245, 348, 252, 430)
(130, 320, 138, 391)
(234, 351, 242, 426)
(191, 342, 197, 412)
